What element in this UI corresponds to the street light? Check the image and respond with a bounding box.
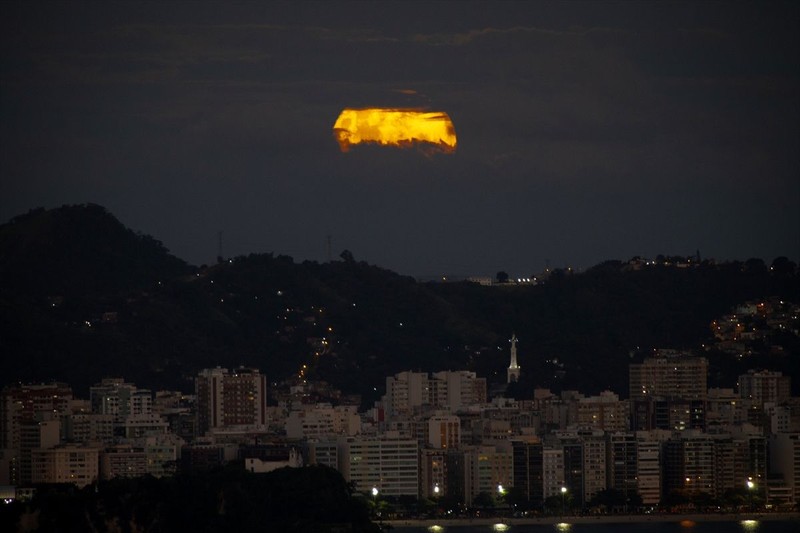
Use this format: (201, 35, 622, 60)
(434, 483, 440, 496)
(370, 486, 379, 518)
(561, 486, 568, 516)
(746, 478, 755, 512)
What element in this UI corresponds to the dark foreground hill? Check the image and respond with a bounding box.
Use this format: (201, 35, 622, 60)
(1, 204, 798, 401)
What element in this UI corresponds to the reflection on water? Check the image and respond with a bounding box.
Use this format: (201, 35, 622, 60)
(397, 518, 797, 533)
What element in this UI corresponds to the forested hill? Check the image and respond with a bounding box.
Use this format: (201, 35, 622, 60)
(1, 204, 798, 402)
(0, 204, 189, 297)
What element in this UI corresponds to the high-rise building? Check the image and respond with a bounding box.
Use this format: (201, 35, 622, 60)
(286, 404, 360, 440)
(63, 413, 115, 444)
(633, 398, 707, 432)
(304, 440, 339, 469)
(738, 370, 791, 407)
(18, 419, 60, 485)
(428, 413, 460, 449)
(574, 391, 629, 432)
(382, 371, 486, 421)
(662, 432, 715, 497)
(0, 449, 12, 485)
(542, 447, 565, 498)
(122, 413, 169, 439)
(463, 443, 512, 506)
(553, 429, 606, 507)
(89, 378, 152, 422)
(0, 383, 73, 485)
(101, 444, 148, 479)
(195, 367, 267, 436)
(769, 403, 798, 434)
(384, 371, 430, 420)
(432, 371, 488, 410)
(337, 433, 419, 497)
(629, 352, 708, 401)
(769, 433, 800, 505)
(420, 448, 467, 503)
(512, 437, 544, 507)
(636, 434, 662, 506)
(606, 432, 638, 503)
(0, 383, 73, 450)
(706, 388, 746, 432)
(142, 434, 181, 478)
(630, 352, 708, 431)
(31, 444, 100, 488)
(582, 433, 607, 504)
(560, 439, 584, 507)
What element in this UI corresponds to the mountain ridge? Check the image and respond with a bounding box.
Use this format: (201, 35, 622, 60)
(1, 204, 797, 403)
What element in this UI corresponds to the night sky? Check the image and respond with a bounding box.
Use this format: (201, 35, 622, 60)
(2, 1, 798, 277)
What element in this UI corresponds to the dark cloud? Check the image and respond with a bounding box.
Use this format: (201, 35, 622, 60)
(1, 1, 798, 275)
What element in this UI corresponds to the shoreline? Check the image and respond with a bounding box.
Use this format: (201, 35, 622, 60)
(385, 512, 800, 528)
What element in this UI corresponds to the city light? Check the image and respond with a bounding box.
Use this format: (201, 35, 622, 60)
(4, 316, 795, 521)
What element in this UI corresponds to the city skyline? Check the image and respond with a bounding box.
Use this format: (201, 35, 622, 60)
(1, 355, 793, 507)
(2, 1, 798, 277)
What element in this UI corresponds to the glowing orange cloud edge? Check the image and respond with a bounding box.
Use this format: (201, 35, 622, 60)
(333, 108, 457, 153)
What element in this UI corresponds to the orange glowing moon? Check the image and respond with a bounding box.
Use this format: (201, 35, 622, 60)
(332, 108, 457, 153)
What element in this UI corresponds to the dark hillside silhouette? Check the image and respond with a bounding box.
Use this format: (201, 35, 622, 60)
(1, 205, 797, 400)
